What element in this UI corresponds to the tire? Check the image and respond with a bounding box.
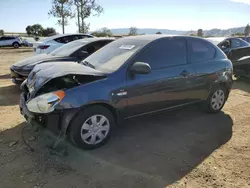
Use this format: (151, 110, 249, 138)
(69, 105, 115, 150)
(12, 42, 20, 48)
(204, 86, 228, 113)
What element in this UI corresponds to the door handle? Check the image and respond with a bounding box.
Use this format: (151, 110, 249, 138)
(180, 70, 190, 77)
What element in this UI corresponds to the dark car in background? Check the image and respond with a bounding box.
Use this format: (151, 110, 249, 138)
(217, 37, 250, 55)
(20, 35, 233, 149)
(227, 45, 250, 78)
(10, 38, 114, 84)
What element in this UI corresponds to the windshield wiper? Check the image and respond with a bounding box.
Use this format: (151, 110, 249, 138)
(82, 61, 95, 69)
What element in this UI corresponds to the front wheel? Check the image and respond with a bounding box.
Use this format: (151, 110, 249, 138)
(12, 42, 20, 48)
(69, 106, 115, 149)
(204, 86, 228, 113)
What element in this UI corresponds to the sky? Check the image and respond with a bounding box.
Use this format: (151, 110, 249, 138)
(0, 0, 250, 33)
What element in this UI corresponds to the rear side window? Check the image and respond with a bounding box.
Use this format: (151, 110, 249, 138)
(80, 40, 113, 55)
(231, 39, 241, 48)
(135, 38, 187, 69)
(54, 35, 74, 44)
(74, 35, 91, 40)
(189, 39, 215, 63)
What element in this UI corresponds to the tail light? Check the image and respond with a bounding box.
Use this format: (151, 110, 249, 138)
(37, 45, 50, 49)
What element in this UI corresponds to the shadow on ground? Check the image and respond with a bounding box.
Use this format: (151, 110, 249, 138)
(0, 74, 11, 79)
(0, 84, 20, 106)
(0, 107, 233, 187)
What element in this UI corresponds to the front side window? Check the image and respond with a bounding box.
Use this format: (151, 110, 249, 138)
(189, 39, 216, 62)
(135, 38, 187, 69)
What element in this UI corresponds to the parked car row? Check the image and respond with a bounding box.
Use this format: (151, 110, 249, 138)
(14, 35, 234, 149)
(10, 37, 114, 84)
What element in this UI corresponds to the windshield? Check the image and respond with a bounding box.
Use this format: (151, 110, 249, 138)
(81, 38, 147, 73)
(50, 40, 88, 56)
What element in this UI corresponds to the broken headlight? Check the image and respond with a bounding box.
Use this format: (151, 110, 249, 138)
(27, 90, 65, 113)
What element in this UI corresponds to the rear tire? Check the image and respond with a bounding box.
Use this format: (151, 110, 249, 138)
(203, 86, 228, 113)
(12, 42, 20, 48)
(69, 106, 115, 150)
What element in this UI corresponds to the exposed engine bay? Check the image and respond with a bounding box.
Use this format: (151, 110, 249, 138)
(35, 74, 105, 96)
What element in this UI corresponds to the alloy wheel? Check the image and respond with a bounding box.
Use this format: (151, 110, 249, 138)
(211, 89, 225, 110)
(80, 115, 110, 145)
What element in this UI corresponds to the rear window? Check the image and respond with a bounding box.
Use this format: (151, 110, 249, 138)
(54, 36, 74, 44)
(189, 39, 216, 62)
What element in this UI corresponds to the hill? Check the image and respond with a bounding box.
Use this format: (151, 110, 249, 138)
(110, 26, 245, 36)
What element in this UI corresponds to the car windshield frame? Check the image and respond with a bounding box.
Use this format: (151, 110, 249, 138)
(80, 38, 148, 73)
(50, 40, 89, 56)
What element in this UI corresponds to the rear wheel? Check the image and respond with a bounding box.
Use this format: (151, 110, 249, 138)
(204, 86, 228, 113)
(12, 42, 20, 48)
(69, 106, 115, 149)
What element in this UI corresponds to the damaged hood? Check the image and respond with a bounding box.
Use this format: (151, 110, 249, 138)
(13, 54, 73, 68)
(26, 61, 106, 93)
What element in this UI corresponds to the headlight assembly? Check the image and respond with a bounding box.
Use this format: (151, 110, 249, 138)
(27, 90, 65, 113)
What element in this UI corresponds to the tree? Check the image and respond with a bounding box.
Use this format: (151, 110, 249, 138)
(49, 0, 74, 34)
(42, 27, 57, 36)
(197, 29, 203, 37)
(25, 24, 44, 36)
(91, 27, 112, 37)
(244, 24, 250, 36)
(74, 0, 103, 34)
(26, 26, 33, 35)
(0, 29, 4, 36)
(129, 27, 138, 36)
(156, 31, 162, 34)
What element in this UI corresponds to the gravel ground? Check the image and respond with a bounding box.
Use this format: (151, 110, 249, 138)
(0, 48, 249, 188)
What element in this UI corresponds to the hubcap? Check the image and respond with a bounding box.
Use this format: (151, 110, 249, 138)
(211, 89, 225, 110)
(80, 115, 110, 145)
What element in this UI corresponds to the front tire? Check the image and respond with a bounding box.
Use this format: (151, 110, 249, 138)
(69, 106, 115, 149)
(12, 42, 20, 48)
(204, 86, 228, 113)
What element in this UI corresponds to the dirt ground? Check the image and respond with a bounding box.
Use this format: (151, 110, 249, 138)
(0, 48, 250, 188)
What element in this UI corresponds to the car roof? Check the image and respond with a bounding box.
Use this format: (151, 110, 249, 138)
(76, 37, 115, 43)
(41, 33, 95, 42)
(121, 35, 217, 46)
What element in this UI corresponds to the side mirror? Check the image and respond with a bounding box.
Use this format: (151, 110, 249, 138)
(130, 62, 151, 74)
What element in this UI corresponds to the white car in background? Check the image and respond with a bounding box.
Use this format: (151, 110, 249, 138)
(0, 36, 22, 48)
(32, 33, 95, 55)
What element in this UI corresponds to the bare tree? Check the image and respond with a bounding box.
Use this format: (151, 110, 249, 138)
(74, 0, 103, 34)
(49, 0, 74, 34)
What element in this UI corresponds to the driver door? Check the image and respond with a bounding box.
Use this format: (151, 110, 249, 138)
(124, 37, 196, 118)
